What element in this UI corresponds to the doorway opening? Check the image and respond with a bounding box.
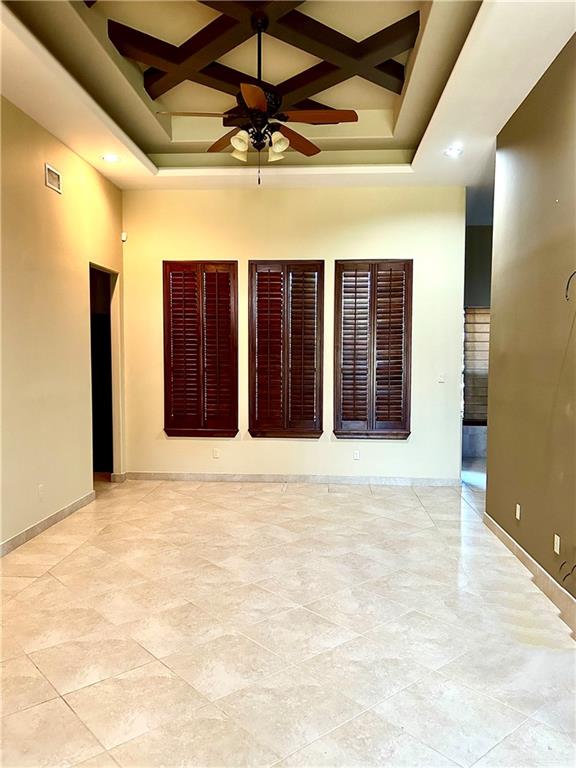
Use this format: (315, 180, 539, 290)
(90, 266, 114, 481)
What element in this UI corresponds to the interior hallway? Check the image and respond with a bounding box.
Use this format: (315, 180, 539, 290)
(2, 479, 574, 767)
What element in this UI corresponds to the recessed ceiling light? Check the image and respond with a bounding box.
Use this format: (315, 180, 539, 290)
(102, 153, 120, 163)
(443, 143, 463, 159)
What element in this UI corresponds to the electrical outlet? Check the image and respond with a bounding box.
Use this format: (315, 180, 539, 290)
(212, 448, 220, 459)
(353, 450, 360, 461)
(37, 483, 44, 500)
(553, 534, 561, 555)
(515, 504, 521, 521)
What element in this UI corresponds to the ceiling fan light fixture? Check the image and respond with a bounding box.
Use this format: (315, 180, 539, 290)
(231, 129, 250, 152)
(268, 149, 284, 163)
(231, 148, 248, 162)
(270, 131, 290, 153)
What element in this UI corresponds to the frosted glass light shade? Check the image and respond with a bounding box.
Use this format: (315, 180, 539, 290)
(231, 130, 250, 152)
(271, 131, 289, 153)
(268, 149, 284, 162)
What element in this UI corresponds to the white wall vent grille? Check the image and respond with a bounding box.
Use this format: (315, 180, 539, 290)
(44, 164, 62, 194)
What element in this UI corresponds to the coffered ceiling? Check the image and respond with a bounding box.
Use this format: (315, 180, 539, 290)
(5, 0, 480, 166)
(3, 1, 574, 189)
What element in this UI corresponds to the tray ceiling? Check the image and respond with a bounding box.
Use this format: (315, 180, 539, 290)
(6, 0, 481, 167)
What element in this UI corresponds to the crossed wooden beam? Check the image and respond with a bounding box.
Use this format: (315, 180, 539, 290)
(95, 0, 419, 110)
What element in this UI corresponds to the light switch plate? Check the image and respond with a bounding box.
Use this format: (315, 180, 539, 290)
(553, 534, 561, 555)
(515, 504, 521, 521)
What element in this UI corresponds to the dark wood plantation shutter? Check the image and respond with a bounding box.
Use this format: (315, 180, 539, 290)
(334, 260, 412, 439)
(249, 261, 323, 438)
(163, 261, 238, 437)
(463, 307, 490, 425)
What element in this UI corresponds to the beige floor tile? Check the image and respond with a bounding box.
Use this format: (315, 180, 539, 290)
(0, 629, 25, 662)
(162, 631, 285, 699)
(87, 580, 189, 624)
(122, 602, 228, 657)
(1, 655, 58, 715)
(242, 607, 358, 662)
(52, 560, 148, 596)
(374, 672, 527, 766)
(4, 573, 85, 613)
(364, 610, 477, 669)
(4, 605, 114, 653)
(218, 667, 363, 758)
(531, 691, 576, 739)
(64, 660, 207, 750)
(305, 587, 408, 632)
(122, 547, 212, 579)
(0, 698, 102, 767)
(30, 635, 154, 694)
(438, 641, 576, 716)
(110, 704, 279, 767)
(257, 567, 355, 604)
(281, 708, 457, 767)
(49, 544, 119, 577)
(0, 576, 35, 600)
(155, 561, 247, 604)
(474, 720, 576, 767)
(0, 556, 52, 578)
(193, 583, 297, 626)
(2, 477, 571, 766)
(76, 753, 119, 767)
(298, 635, 428, 707)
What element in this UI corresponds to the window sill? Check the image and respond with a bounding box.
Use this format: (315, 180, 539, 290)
(165, 427, 239, 438)
(249, 429, 323, 439)
(333, 430, 411, 440)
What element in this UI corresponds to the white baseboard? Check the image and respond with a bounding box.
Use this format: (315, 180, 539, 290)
(125, 471, 461, 486)
(0, 491, 96, 556)
(111, 473, 126, 483)
(482, 511, 576, 635)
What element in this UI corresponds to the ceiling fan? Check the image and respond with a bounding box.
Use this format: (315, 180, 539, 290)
(158, 11, 358, 163)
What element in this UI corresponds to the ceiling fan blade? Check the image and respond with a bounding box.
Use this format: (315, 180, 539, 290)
(207, 128, 239, 153)
(240, 83, 267, 112)
(278, 125, 320, 157)
(156, 111, 229, 118)
(281, 109, 358, 124)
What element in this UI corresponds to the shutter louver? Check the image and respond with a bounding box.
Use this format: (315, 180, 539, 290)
(340, 266, 371, 432)
(334, 259, 412, 439)
(249, 261, 323, 438)
(164, 261, 238, 437)
(254, 265, 285, 429)
(463, 307, 490, 425)
(374, 263, 410, 431)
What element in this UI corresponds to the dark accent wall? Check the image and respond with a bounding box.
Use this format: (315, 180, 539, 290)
(464, 225, 492, 307)
(487, 36, 576, 597)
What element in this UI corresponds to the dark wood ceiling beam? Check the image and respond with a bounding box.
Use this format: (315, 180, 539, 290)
(357, 12, 420, 66)
(200, 2, 304, 25)
(276, 62, 344, 106)
(269, 10, 419, 95)
(144, 1, 304, 98)
(144, 19, 254, 98)
(108, 20, 181, 71)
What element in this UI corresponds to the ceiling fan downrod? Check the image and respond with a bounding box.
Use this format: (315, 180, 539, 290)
(252, 12, 269, 83)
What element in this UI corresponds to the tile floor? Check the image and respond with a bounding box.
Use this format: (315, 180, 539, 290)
(1, 478, 574, 767)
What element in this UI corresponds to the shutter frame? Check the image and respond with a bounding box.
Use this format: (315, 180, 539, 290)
(334, 259, 412, 439)
(163, 260, 238, 437)
(249, 260, 324, 438)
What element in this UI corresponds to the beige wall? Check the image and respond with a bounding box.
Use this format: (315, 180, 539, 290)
(1, 98, 123, 544)
(123, 186, 465, 480)
(488, 37, 576, 595)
